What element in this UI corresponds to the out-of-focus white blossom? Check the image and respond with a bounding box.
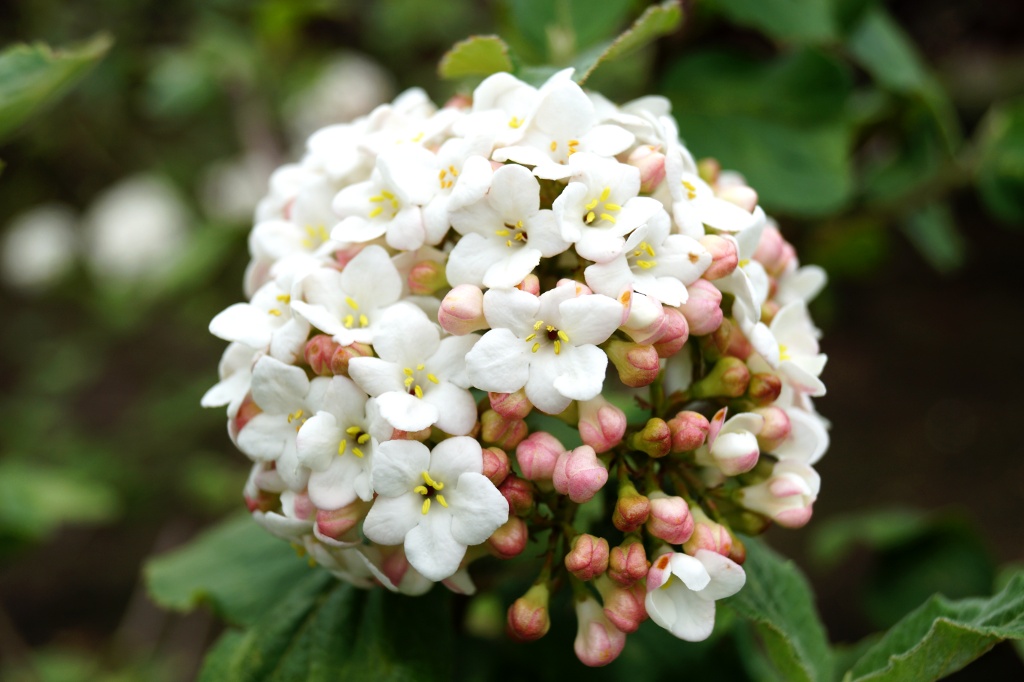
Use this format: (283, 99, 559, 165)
(1, 204, 77, 291)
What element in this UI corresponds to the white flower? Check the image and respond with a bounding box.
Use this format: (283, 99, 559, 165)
(446, 162, 568, 288)
(766, 300, 827, 397)
(454, 71, 541, 147)
(775, 263, 827, 307)
(772, 407, 830, 466)
(668, 170, 759, 238)
(296, 376, 391, 510)
(253, 489, 314, 542)
(362, 437, 508, 581)
(289, 244, 403, 346)
(738, 459, 820, 528)
(465, 283, 622, 414)
(201, 342, 256, 418)
(714, 212, 769, 330)
(347, 306, 479, 435)
(645, 550, 746, 642)
(209, 276, 312, 364)
(1, 204, 77, 291)
(553, 152, 664, 263)
(695, 409, 764, 476)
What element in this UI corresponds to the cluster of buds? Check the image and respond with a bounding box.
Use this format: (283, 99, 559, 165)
(204, 68, 830, 665)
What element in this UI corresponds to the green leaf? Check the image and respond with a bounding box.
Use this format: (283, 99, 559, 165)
(574, 0, 683, 84)
(144, 512, 312, 627)
(662, 49, 854, 216)
(844, 571, 1024, 681)
(900, 203, 965, 273)
(0, 34, 112, 142)
(976, 99, 1024, 224)
(199, 571, 454, 681)
(706, 0, 837, 45)
(438, 35, 514, 80)
(845, 7, 929, 95)
(809, 508, 931, 570)
(725, 537, 834, 682)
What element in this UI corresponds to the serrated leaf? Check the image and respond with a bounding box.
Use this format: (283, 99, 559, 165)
(144, 512, 312, 627)
(438, 35, 514, 80)
(707, 0, 836, 45)
(0, 34, 111, 142)
(199, 572, 454, 681)
(900, 203, 965, 273)
(575, 0, 682, 85)
(724, 537, 834, 682)
(845, 572, 1024, 681)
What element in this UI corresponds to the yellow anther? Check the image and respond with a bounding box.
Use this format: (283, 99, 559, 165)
(416, 363, 425, 370)
(682, 180, 697, 199)
(381, 190, 395, 199)
(345, 297, 359, 310)
(268, 308, 282, 316)
(276, 294, 291, 303)
(427, 374, 439, 384)
(550, 141, 557, 151)
(557, 330, 570, 343)
(352, 447, 364, 458)
(516, 220, 523, 228)
(553, 340, 561, 354)
(359, 314, 368, 327)
(436, 494, 448, 508)
(643, 242, 656, 257)
(599, 187, 611, 202)
(343, 315, 354, 328)
(369, 207, 383, 218)
(287, 409, 304, 423)
(532, 342, 541, 353)
(411, 131, 424, 142)
(357, 433, 370, 444)
(779, 344, 791, 362)
(495, 229, 510, 237)
(414, 385, 424, 399)
(739, 259, 750, 268)
(514, 232, 527, 241)
(346, 426, 361, 435)
(586, 211, 596, 223)
(506, 239, 513, 247)
(533, 320, 544, 330)
(600, 213, 616, 223)
(422, 471, 442, 488)
(338, 440, 347, 455)
(370, 195, 385, 203)
(605, 203, 622, 211)
(508, 116, 523, 128)
(404, 376, 415, 388)
(584, 198, 599, 211)
(421, 498, 431, 515)
(404, 367, 414, 375)
(449, 165, 458, 175)
(414, 485, 429, 495)
(546, 325, 555, 332)
(438, 170, 446, 180)
(524, 333, 536, 342)
(636, 260, 655, 269)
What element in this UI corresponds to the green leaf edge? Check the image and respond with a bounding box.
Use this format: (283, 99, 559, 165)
(575, 0, 683, 85)
(437, 34, 514, 80)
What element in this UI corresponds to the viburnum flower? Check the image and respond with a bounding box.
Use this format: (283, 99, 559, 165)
(362, 437, 508, 581)
(645, 550, 746, 641)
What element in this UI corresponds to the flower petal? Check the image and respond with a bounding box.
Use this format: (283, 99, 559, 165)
(404, 506, 465, 581)
(372, 439, 430, 497)
(449, 472, 509, 545)
(363, 493, 422, 545)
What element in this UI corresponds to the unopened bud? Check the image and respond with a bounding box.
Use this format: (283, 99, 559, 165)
(605, 339, 660, 387)
(710, 318, 753, 359)
(407, 259, 447, 295)
(628, 418, 672, 458)
(565, 533, 610, 581)
(697, 158, 721, 185)
(574, 596, 626, 667)
(595, 576, 648, 633)
(628, 145, 667, 193)
(305, 334, 340, 376)
(488, 516, 529, 559)
(753, 225, 795, 277)
(646, 492, 694, 545)
(754, 406, 791, 452)
(488, 388, 533, 419)
(316, 500, 371, 540)
(677, 279, 723, 336)
(481, 446, 510, 486)
(517, 273, 540, 296)
(499, 474, 535, 516)
(683, 507, 733, 557)
(612, 482, 651, 532)
(699, 235, 739, 280)
(516, 431, 564, 481)
(668, 411, 710, 452)
(480, 409, 528, 450)
(329, 341, 373, 376)
(438, 284, 487, 335)
(557, 278, 591, 296)
(718, 185, 759, 213)
(652, 306, 689, 357)
(748, 372, 782, 405)
(708, 412, 764, 476)
(608, 538, 649, 586)
(232, 394, 262, 435)
(578, 395, 626, 454)
(620, 292, 666, 345)
(552, 445, 608, 503)
(391, 426, 432, 441)
(690, 356, 750, 399)
(507, 582, 551, 641)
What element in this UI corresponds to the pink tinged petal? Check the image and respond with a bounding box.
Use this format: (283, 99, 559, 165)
(363, 493, 423, 545)
(237, 414, 294, 461)
(524, 353, 573, 415)
(429, 436, 484, 481)
(482, 246, 542, 289)
(449, 472, 509, 545)
(251, 356, 310, 413)
(423, 383, 477, 436)
(209, 304, 272, 348)
(447, 234, 508, 287)
(694, 550, 746, 601)
(559, 294, 623, 346)
(551, 344, 607, 402)
(722, 413, 765, 437)
(375, 390, 439, 431)
(404, 507, 466, 581)
(481, 287, 539, 335)
(348, 357, 406, 397)
(340, 245, 403, 310)
(331, 215, 387, 244)
(372, 439, 431, 496)
(466, 329, 531, 393)
(295, 412, 342, 471)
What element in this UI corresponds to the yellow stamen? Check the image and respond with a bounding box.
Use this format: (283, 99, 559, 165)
(268, 308, 282, 316)
(550, 141, 557, 151)
(287, 409, 304, 423)
(533, 320, 544, 330)
(557, 330, 570, 343)
(495, 229, 510, 237)
(381, 190, 394, 199)
(524, 333, 536, 342)
(449, 165, 458, 176)
(357, 433, 370, 444)
(422, 471, 441, 488)
(586, 211, 596, 223)
(403, 367, 414, 375)
(427, 374, 439, 384)
(352, 447, 364, 458)
(404, 376, 415, 388)
(414, 385, 424, 399)
(416, 363, 425, 370)
(532, 342, 540, 353)
(643, 242, 656, 257)
(369, 195, 385, 203)
(637, 260, 655, 269)
(436, 494, 448, 508)
(516, 220, 523, 228)
(369, 207, 383, 218)
(276, 294, 291, 303)
(584, 198, 599, 211)
(553, 340, 561, 354)
(343, 315, 354, 328)
(338, 440, 347, 455)
(779, 344, 791, 362)
(359, 314, 369, 327)
(346, 426, 361, 435)
(421, 498, 431, 515)
(345, 297, 359, 310)
(414, 485, 428, 495)
(599, 187, 611, 202)
(411, 132, 424, 142)
(508, 116, 522, 129)
(605, 203, 622, 211)
(600, 213, 616, 223)
(506, 239, 512, 247)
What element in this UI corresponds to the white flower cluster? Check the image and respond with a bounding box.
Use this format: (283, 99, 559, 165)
(204, 68, 830, 663)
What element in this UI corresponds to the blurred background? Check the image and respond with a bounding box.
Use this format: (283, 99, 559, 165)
(1, 0, 1022, 679)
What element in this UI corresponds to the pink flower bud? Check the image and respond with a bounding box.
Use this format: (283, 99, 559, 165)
(480, 409, 528, 450)
(753, 225, 795, 277)
(677, 279, 723, 336)
(652, 307, 689, 358)
(488, 516, 529, 559)
(515, 431, 564, 481)
(578, 396, 626, 454)
(667, 411, 710, 452)
(565, 533, 610, 581)
(574, 596, 626, 667)
(407, 259, 447, 295)
(690, 356, 750, 399)
(329, 341, 373, 377)
(754, 406, 791, 452)
(717, 185, 759, 212)
(596, 576, 648, 633)
(699, 235, 739, 280)
(646, 492, 694, 545)
(443, 93, 473, 109)
(507, 583, 551, 641)
(605, 339, 660, 388)
(391, 426, 432, 441)
(438, 284, 488, 335)
(697, 158, 721, 184)
(316, 499, 371, 540)
(552, 445, 608, 503)
(711, 318, 753, 359)
(628, 144, 666, 193)
(620, 293, 666, 344)
(556, 278, 591, 296)
(683, 508, 734, 557)
(232, 394, 262, 436)
(333, 244, 365, 270)
(488, 388, 533, 419)
(516, 273, 540, 296)
(708, 412, 764, 476)
(304, 334, 340, 376)
(608, 538, 649, 586)
(628, 418, 672, 458)
(498, 474, 535, 516)
(612, 483, 651, 533)
(748, 372, 782, 405)
(481, 446, 510, 486)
